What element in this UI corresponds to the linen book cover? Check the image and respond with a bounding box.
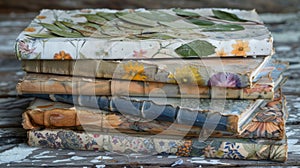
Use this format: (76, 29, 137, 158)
(16, 8, 273, 60)
(22, 56, 271, 87)
(24, 93, 267, 134)
(17, 60, 287, 99)
(22, 90, 286, 139)
(27, 129, 287, 162)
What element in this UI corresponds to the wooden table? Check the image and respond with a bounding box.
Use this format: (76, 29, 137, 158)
(0, 12, 300, 167)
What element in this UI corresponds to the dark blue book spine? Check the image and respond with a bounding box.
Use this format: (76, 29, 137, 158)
(24, 94, 229, 131)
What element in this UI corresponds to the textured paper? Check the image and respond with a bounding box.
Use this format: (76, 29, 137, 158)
(16, 8, 273, 60)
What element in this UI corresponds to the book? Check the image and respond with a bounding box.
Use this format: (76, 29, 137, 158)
(17, 60, 287, 99)
(24, 93, 266, 134)
(21, 56, 271, 87)
(27, 129, 287, 162)
(16, 9, 273, 60)
(22, 91, 287, 139)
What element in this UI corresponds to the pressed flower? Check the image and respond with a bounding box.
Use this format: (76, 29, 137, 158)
(36, 15, 46, 19)
(216, 48, 227, 57)
(203, 145, 216, 157)
(24, 27, 36, 32)
(18, 40, 36, 55)
(122, 61, 147, 81)
(168, 66, 204, 85)
(133, 49, 147, 58)
(207, 72, 241, 88)
(231, 40, 250, 56)
(242, 122, 280, 138)
(53, 51, 73, 60)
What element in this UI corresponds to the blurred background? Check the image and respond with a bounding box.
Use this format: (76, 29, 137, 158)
(0, 0, 299, 13)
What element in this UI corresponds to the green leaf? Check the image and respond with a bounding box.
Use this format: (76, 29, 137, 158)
(116, 12, 158, 27)
(26, 33, 56, 38)
(51, 30, 83, 38)
(159, 20, 198, 29)
(187, 18, 215, 26)
(54, 21, 70, 30)
(138, 11, 178, 22)
(175, 40, 216, 57)
(202, 24, 244, 31)
(173, 9, 200, 18)
(96, 12, 117, 21)
(40, 23, 61, 31)
(212, 10, 248, 22)
(78, 22, 101, 32)
(135, 33, 175, 40)
(77, 14, 107, 25)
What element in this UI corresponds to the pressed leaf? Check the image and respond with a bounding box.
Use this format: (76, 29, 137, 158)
(138, 11, 178, 22)
(116, 13, 158, 27)
(116, 20, 147, 30)
(159, 20, 198, 29)
(202, 24, 244, 31)
(212, 10, 248, 22)
(187, 18, 215, 26)
(175, 40, 216, 57)
(135, 33, 175, 40)
(77, 14, 107, 25)
(51, 30, 83, 38)
(173, 9, 200, 18)
(26, 33, 56, 38)
(54, 21, 71, 30)
(78, 22, 101, 32)
(40, 23, 61, 31)
(96, 12, 117, 21)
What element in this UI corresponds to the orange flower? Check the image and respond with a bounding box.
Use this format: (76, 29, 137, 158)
(36, 15, 46, 19)
(24, 27, 36, 32)
(231, 40, 250, 56)
(53, 51, 72, 60)
(122, 61, 147, 81)
(216, 48, 227, 57)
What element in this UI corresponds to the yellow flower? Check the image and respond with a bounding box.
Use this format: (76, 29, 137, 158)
(122, 62, 147, 81)
(53, 51, 72, 60)
(36, 15, 46, 19)
(231, 40, 250, 56)
(24, 27, 36, 32)
(216, 48, 227, 57)
(168, 66, 204, 85)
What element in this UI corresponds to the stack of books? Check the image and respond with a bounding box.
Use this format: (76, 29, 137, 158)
(16, 8, 288, 162)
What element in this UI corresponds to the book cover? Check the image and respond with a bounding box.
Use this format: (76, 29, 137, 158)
(16, 9, 273, 60)
(21, 56, 271, 87)
(22, 91, 287, 139)
(24, 93, 266, 134)
(17, 60, 287, 99)
(27, 129, 287, 162)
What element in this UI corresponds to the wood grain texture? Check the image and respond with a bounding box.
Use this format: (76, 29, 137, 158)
(0, 0, 300, 13)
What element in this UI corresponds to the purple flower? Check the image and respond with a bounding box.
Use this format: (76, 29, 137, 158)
(18, 40, 35, 55)
(207, 72, 241, 88)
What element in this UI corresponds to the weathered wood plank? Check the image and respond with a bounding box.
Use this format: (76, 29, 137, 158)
(0, 0, 300, 13)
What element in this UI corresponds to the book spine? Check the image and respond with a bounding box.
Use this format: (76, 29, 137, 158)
(27, 129, 287, 162)
(22, 59, 253, 87)
(17, 74, 274, 99)
(27, 94, 236, 132)
(22, 96, 286, 139)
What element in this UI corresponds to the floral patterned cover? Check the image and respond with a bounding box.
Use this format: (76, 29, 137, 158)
(22, 56, 270, 87)
(27, 129, 287, 162)
(16, 8, 273, 60)
(17, 60, 287, 99)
